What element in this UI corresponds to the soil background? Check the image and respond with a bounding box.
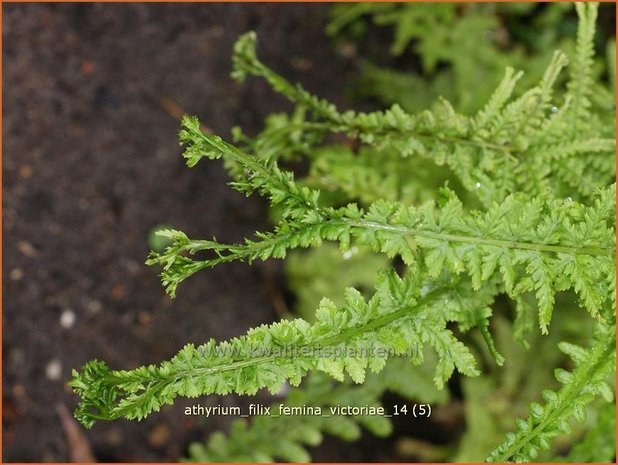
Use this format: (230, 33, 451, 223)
(2, 4, 389, 462)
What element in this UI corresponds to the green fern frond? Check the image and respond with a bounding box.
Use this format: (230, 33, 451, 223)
(180, 116, 322, 218)
(486, 323, 615, 462)
(184, 357, 447, 462)
(303, 143, 462, 205)
(230, 29, 613, 206)
(566, 2, 598, 130)
(473, 66, 524, 132)
(562, 401, 616, 462)
(71, 269, 482, 427)
(148, 126, 615, 331)
(285, 243, 390, 320)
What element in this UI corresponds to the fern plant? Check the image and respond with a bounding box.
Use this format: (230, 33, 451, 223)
(71, 3, 615, 462)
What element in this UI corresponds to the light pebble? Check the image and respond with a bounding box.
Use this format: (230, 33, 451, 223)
(60, 309, 76, 329)
(46, 359, 62, 381)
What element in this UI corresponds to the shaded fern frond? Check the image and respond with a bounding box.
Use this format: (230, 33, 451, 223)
(486, 323, 615, 462)
(566, 2, 598, 130)
(562, 400, 616, 463)
(230, 24, 614, 205)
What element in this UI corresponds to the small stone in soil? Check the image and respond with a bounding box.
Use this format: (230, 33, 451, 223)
(9, 268, 24, 281)
(106, 428, 123, 446)
(138, 311, 152, 326)
(12, 384, 26, 398)
(86, 299, 103, 314)
(60, 309, 76, 329)
(46, 359, 63, 381)
(111, 284, 125, 301)
(17, 240, 38, 257)
(125, 260, 140, 274)
(148, 423, 171, 448)
(19, 165, 33, 178)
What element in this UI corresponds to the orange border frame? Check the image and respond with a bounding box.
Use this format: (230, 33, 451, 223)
(0, 1, 616, 464)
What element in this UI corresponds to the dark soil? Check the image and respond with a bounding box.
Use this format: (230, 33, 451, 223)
(2, 4, 362, 462)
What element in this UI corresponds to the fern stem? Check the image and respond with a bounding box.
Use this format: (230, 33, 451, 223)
(234, 35, 520, 155)
(168, 289, 440, 380)
(344, 219, 614, 257)
(180, 217, 613, 263)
